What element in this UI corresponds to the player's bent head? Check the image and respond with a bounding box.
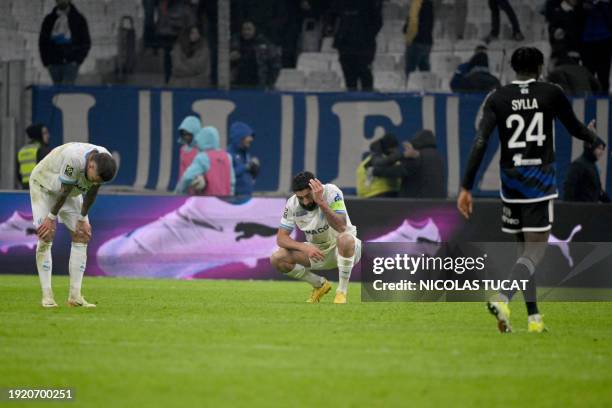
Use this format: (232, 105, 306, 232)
(292, 171, 315, 192)
(510, 47, 544, 78)
(89, 152, 117, 184)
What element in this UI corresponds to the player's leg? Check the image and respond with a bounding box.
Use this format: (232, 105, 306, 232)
(63, 197, 95, 308)
(269, 247, 331, 302)
(333, 233, 360, 304)
(30, 184, 57, 308)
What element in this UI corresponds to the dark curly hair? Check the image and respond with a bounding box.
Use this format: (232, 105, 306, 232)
(291, 171, 315, 192)
(93, 152, 117, 182)
(510, 47, 544, 76)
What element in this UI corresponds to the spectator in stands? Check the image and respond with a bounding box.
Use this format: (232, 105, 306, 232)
(169, 25, 210, 88)
(176, 115, 202, 182)
(116, 15, 136, 82)
(547, 51, 601, 95)
(230, 21, 281, 89)
(356, 134, 400, 198)
(175, 126, 235, 196)
(17, 124, 52, 189)
(564, 137, 610, 202)
(404, 0, 434, 82)
(450, 45, 501, 93)
(544, 0, 582, 56)
(228, 122, 260, 197)
(39, 0, 91, 85)
(156, 0, 198, 83)
(580, 0, 612, 94)
(483, 0, 524, 43)
(198, 0, 218, 85)
(327, 0, 382, 91)
(372, 130, 446, 198)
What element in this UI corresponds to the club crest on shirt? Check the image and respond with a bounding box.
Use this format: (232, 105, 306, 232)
(334, 194, 342, 202)
(64, 165, 74, 177)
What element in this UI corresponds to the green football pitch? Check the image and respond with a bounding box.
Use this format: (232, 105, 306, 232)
(1, 275, 611, 408)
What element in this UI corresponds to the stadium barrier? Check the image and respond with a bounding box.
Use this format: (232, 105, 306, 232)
(32, 86, 611, 196)
(1, 192, 610, 287)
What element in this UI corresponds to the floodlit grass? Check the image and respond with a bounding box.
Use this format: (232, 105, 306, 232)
(1, 275, 611, 407)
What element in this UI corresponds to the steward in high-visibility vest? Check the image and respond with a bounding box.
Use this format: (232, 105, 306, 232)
(355, 133, 401, 198)
(17, 124, 51, 189)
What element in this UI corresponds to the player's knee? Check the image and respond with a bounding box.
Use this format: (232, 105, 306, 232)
(71, 231, 91, 244)
(269, 250, 286, 268)
(336, 233, 355, 254)
(36, 239, 52, 252)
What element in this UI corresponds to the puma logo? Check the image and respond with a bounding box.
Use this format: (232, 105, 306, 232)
(235, 222, 277, 241)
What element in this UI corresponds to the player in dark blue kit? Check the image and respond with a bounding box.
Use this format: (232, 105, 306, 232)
(457, 47, 600, 333)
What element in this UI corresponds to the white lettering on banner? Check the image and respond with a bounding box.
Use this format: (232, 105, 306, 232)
(331, 101, 402, 186)
(422, 95, 436, 136)
(304, 96, 319, 174)
(191, 100, 236, 149)
(156, 91, 173, 191)
(134, 91, 151, 189)
(571, 99, 585, 161)
(446, 96, 460, 195)
(52, 93, 95, 144)
(275, 95, 294, 193)
(596, 99, 609, 187)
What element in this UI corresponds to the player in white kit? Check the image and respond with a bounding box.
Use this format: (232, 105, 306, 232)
(29, 142, 117, 308)
(270, 172, 361, 304)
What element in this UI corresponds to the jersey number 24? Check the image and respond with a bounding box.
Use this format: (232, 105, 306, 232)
(506, 112, 546, 149)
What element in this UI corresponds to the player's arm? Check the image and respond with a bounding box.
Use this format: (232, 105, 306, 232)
(554, 87, 598, 144)
(276, 206, 325, 260)
(37, 183, 74, 240)
(309, 179, 347, 233)
(458, 94, 497, 219)
(81, 184, 99, 218)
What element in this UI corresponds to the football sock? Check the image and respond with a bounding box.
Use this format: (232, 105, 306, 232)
(501, 256, 535, 301)
(336, 253, 354, 294)
(524, 277, 539, 315)
(36, 240, 53, 295)
(69, 243, 88, 299)
(286, 264, 324, 288)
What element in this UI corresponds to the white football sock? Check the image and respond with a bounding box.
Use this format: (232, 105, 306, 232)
(286, 264, 324, 288)
(69, 243, 88, 299)
(336, 253, 354, 294)
(36, 240, 53, 295)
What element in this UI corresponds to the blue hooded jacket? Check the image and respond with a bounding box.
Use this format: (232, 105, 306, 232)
(177, 115, 201, 152)
(175, 126, 235, 194)
(227, 121, 255, 196)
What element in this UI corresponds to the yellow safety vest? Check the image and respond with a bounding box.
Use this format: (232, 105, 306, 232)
(356, 156, 400, 198)
(17, 142, 40, 185)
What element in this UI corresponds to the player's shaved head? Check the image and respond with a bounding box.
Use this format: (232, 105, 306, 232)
(511, 47, 544, 77)
(92, 152, 117, 182)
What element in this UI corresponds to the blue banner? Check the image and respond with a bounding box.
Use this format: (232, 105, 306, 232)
(32, 86, 612, 197)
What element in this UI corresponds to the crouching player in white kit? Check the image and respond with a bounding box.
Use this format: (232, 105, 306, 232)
(270, 172, 361, 304)
(29, 142, 117, 308)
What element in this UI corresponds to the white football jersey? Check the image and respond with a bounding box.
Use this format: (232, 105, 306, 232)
(30, 142, 111, 196)
(280, 183, 357, 245)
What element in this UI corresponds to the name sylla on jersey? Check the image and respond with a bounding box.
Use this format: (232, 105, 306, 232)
(511, 98, 539, 111)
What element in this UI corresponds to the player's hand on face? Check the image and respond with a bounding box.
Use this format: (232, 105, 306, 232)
(75, 219, 92, 241)
(457, 189, 473, 220)
(309, 178, 325, 206)
(37, 217, 57, 241)
(303, 245, 325, 262)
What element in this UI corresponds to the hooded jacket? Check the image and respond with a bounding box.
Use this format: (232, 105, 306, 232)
(175, 126, 235, 195)
(563, 138, 610, 202)
(39, 3, 91, 66)
(227, 122, 256, 196)
(373, 130, 446, 198)
(177, 116, 201, 180)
